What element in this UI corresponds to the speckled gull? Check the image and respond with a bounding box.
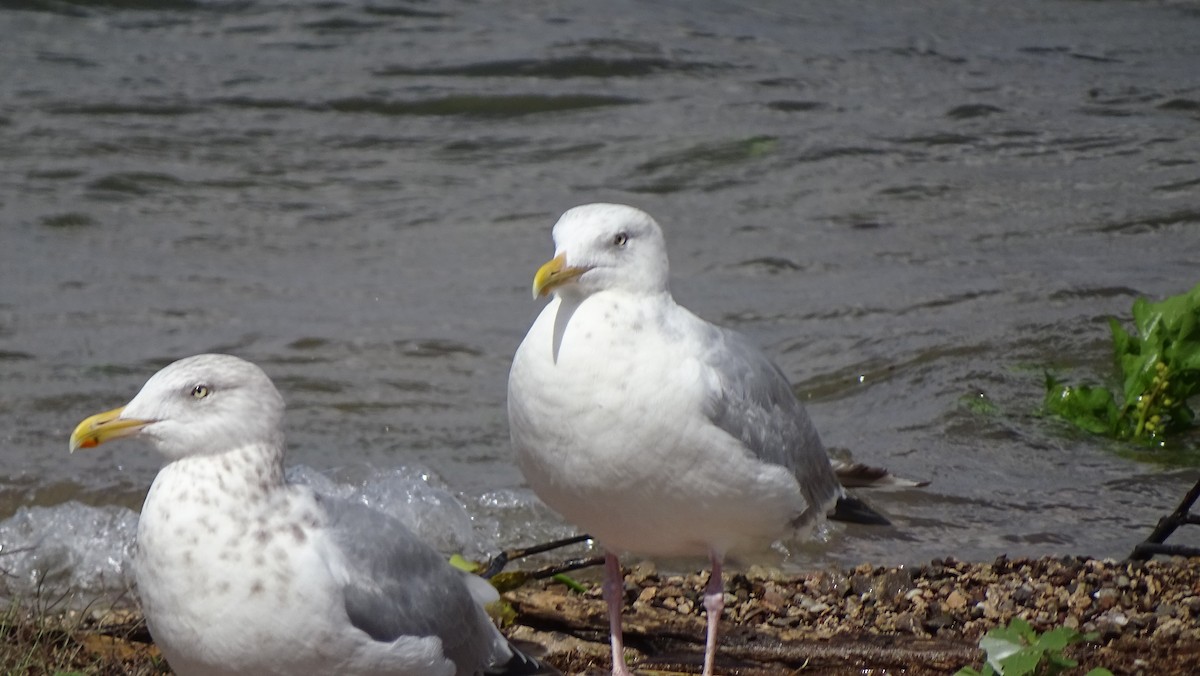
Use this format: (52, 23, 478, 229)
(508, 204, 848, 676)
(70, 354, 557, 676)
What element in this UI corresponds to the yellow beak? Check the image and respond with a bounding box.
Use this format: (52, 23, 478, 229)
(69, 406, 151, 453)
(532, 253, 589, 299)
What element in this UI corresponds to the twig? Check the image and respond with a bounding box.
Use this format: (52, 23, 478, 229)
(1128, 476, 1200, 560)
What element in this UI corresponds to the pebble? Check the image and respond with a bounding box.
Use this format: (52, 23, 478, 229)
(612, 554, 1200, 649)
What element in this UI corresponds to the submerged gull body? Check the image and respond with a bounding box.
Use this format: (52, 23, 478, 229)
(70, 354, 554, 676)
(508, 204, 846, 676)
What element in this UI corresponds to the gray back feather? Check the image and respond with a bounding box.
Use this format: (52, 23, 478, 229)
(319, 495, 505, 675)
(699, 325, 844, 522)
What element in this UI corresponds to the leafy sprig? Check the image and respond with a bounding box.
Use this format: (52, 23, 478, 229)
(1045, 282, 1200, 444)
(955, 617, 1111, 676)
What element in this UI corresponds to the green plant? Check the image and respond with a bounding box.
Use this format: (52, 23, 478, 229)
(955, 617, 1111, 676)
(1045, 281, 1200, 444)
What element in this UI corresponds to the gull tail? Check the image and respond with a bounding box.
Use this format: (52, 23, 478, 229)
(830, 494, 891, 526)
(827, 458, 928, 525)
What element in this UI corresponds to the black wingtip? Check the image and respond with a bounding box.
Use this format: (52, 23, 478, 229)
(829, 494, 892, 526)
(486, 642, 562, 676)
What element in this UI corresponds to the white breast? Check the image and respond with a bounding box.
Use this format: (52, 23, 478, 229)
(508, 293, 807, 559)
(133, 457, 454, 676)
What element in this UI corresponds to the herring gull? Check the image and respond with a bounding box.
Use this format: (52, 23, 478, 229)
(70, 353, 557, 676)
(508, 204, 853, 676)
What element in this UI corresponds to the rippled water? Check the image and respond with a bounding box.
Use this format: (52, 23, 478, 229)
(3, 0, 1200, 595)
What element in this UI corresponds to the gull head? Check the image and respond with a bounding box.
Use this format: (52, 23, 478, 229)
(532, 203, 670, 299)
(69, 353, 284, 462)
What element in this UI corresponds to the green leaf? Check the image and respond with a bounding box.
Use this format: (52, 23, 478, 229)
(1044, 652, 1078, 670)
(980, 633, 1023, 673)
(488, 570, 531, 593)
(1010, 617, 1037, 641)
(968, 617, 1109, 676)
(1086, 669, 1116, 676)
(961, 392, 1000, 416)
(746, 136, 777, 157)
(1044, 375, 1119, 435)
(1034, 626, 1080, 652)
(448, 553, 483, 574)
(551, 572, 589, 593)
(999, 648, 1044, 676)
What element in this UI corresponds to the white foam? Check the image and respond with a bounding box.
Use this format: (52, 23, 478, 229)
(474, 487, 581, 548)
(287, 463, 480, 557)
(0, 502, 139, 608)
(0, 466, 573, 607)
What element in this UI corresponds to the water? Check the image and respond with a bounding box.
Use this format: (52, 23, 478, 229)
(3, 0, 1200, 600)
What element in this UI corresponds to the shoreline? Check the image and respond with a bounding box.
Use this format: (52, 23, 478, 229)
(5, 554, 1198, 674)
(509, 554, 1200, 674)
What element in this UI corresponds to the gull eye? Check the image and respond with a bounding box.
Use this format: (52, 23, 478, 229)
(612, 232, 628, 248)
(191, 384, 211, 399)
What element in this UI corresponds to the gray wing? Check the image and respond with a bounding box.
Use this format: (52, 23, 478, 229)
(319, 495, 505, 675)
(698, 323, 844, 523)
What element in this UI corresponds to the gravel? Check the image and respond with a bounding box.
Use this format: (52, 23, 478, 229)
(505, 555, 1200, 674)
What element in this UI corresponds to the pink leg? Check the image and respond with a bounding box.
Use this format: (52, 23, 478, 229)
(603, 552, 634, 676)
(702, 553, 725, 676)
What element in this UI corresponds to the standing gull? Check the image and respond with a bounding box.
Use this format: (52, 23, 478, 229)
(508, 204, 847, 676)
(70, 354, 556, 676)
